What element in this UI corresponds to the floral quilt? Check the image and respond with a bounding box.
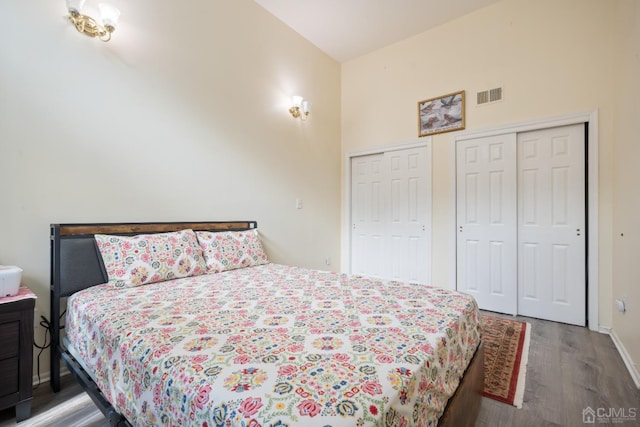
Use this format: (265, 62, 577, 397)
(66, 263, 481, 427)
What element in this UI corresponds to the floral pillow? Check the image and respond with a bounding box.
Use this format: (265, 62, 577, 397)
(196, 228, 268, 273)
(95, 229, 207, 288)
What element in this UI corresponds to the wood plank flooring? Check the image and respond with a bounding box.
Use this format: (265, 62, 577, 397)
(0, 313, 638, 426)
(476, 312, 639, 426)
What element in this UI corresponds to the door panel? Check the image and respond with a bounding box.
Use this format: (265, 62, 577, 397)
(456, 134, 518, 315)
(386, 147, 430, 283)
(517, 124, 586, 325)
(351, 154, 385, 278)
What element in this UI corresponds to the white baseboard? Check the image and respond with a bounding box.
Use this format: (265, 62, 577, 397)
(608, 329, 640, 389)
(32, 367, 69, 387)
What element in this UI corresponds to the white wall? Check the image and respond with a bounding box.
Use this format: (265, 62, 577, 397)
(0, 0, 341, 378)
(342, 0, 625, 346)
(611, 0, 640, 385)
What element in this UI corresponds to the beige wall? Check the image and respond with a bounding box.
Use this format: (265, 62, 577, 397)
(612, 0, 640, 385)
(343, 0, 638, 377)
(1, 0, 637, 388)
(0, 0, 341, 378)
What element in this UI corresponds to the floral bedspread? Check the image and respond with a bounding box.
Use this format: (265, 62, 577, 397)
(66, 263, 481, 427)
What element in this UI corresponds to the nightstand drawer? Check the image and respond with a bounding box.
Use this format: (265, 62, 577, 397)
(0, 290, 35, 421)
(0, 321, 19, 360)
(0, 357, 19, 396)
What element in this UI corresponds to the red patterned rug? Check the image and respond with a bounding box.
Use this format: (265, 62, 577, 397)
(481, 314, 531, 407)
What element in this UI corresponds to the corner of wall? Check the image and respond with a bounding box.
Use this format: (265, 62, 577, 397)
(608, 329, 640, 389)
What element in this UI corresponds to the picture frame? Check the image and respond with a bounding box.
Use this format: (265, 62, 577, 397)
(418, 90, 465, 137)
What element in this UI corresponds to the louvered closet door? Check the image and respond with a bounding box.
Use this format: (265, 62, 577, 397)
(517, 124, 586, 325)
(456, 134, 518, 315)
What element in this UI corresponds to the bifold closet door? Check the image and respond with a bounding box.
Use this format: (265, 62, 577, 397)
(517, 124, 586, 326)
(351, 147, 431, 283)
(456, 134, 518, 315)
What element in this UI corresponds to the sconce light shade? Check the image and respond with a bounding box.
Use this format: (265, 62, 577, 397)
(289, 96, 310, 120)
(99, 3, 120, 29)
(301, 100, 311, 115)
(66, 0, 86, 13)
(292, 96, 303, 108)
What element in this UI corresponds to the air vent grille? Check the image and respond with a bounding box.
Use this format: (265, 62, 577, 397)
(477, 91, 489, 105)
(489, 87, 502, 102)
(476, 87, 503, 105)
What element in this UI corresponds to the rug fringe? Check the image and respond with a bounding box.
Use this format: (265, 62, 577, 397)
(513, 322, 531, 408)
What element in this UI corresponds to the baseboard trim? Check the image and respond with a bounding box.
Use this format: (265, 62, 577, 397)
(598, 326, 611, 334)
(608, 329, 640, 389)
(33, 367, 69, 387)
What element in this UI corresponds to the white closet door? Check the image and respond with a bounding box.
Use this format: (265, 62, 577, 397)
(351, 154, 386, 278)
(456, 134, 518, 315)
(386, 147, 430, 283)
(517, 124, 586, 325)
(350, 146, 431, 283)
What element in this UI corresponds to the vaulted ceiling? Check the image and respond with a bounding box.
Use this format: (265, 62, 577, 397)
(254, 0, 501, 62)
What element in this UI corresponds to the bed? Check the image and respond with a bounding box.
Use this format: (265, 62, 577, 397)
(50, 221, 483, 427)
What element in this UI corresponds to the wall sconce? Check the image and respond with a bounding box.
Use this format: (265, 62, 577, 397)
(66, 0, 120, 42)
(289, 96, 311, 120)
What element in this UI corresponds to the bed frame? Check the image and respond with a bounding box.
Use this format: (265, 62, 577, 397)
(50, 221, 483, 427)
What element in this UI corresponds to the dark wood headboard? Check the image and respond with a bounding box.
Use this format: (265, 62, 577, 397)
(49, 220, 257, 393)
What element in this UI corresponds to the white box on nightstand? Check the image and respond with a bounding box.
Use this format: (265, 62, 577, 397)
(0, 266, 22, 297)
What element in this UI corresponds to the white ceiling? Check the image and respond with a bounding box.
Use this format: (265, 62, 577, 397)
(254, 0, 500, 63)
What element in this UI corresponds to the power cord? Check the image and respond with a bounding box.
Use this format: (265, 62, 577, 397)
(32, 310, 65, 389)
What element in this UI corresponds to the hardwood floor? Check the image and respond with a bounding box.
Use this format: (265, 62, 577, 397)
(0, 314, 637, 426)
(475, 312, 639, 426)
(0, 375, 107, 427)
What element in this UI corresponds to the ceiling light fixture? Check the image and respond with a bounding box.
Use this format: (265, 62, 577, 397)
(66, 0, 120, 42)
(289, 96, 310, 120)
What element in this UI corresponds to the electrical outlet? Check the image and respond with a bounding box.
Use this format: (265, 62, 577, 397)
(325, 256, 331, 266)
(34, 308, 40, 327)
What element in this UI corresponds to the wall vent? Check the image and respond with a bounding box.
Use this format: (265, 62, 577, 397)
(477, 87, 503, 105)
(477, 90, 489, 105)
(489, 87, 503, 102)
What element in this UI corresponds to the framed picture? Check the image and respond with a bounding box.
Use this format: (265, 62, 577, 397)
(418, 90, 465, 137)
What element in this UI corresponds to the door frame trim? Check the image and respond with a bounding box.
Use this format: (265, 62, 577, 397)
(450, 109, 599, 331)
(342, 138, 432, 279)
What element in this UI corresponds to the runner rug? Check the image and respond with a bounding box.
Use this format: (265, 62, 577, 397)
(481, 314, 531, 408)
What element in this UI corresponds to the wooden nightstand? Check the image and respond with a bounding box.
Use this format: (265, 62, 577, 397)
(0, 287, 35, 422)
